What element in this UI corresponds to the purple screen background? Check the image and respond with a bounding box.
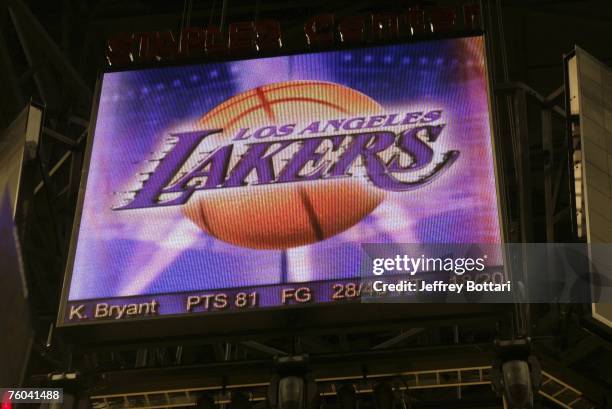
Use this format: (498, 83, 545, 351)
(67, 36, 501, 301)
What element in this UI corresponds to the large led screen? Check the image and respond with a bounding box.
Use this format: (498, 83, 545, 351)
(60, 35, 502, 325)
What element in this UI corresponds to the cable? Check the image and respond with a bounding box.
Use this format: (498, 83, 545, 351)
(254, 0, 261, 22)
(187, 0, 194, 30)
(220, 0, 228, 33)
(178, 0, 189, 52)
(497, 0, 530, 337)
(208, 0, 217, 27)
(495, 0, 509, 82)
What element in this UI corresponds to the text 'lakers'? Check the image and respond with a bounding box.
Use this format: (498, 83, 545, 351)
(115, 110, 459, 210)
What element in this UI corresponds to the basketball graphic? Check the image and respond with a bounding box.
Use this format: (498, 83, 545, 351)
(182, 80, 386, 250)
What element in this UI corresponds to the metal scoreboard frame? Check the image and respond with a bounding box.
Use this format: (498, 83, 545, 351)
(57, 33, 510, 343)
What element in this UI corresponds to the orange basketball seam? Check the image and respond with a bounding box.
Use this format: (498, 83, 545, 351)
(199, 81, 345, 123)
(197, 200, 213, 235)
(264, 81, 343, 93)
(266, 97, 350, 114)
(223, 97, 350, 130)
(255, 87, 276, 122)
(298, 188, 325, 242)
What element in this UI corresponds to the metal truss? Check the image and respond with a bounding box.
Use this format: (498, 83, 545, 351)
(88, 367, 598, 409)
(0, 0, 91, 320)
(0, 0, 92, 129)
(538, 372, 596, 409)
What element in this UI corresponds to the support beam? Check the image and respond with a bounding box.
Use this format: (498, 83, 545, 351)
(240, 341, 287, 357)
(371, 328, 424, 350)
(0, 30, 25, 120)
(7, 0, 92, 109)
(542, 108, 554, 242)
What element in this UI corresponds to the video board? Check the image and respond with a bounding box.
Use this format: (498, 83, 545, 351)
(59, 35, 502, 326)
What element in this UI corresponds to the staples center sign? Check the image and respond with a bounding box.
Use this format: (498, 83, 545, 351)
(106, 4, 482, 65)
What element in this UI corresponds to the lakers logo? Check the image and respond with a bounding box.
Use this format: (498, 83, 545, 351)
(115, 80, 458, 250)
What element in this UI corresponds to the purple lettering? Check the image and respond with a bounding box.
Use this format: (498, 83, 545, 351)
(114, 117, 458, 210)
(383, 113, 401, 127)
(328, 131, 396, 177)
(277, 136, 344, 182)
(162, 144, 233, 197)
(422, 110, 442, 123)
(364, 115, 386, 129)
(223, 140, 294, 187)
(233, 127, 251, 140)
(322, 118, 346, 132)
(386, 125, 443, 172)
(342, 117, 366, 130)
(401, 111, 422, 125)
(370, 150, 459, 191)
(299, 121, 321, 135)
(115, 129, 221, 209)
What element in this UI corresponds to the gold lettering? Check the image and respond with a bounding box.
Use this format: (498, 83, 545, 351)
(94, 303, 109, 318)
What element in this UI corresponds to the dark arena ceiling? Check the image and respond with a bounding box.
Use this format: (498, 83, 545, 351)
(2, 0, 612, 131)
(1, 0, 612, 408)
